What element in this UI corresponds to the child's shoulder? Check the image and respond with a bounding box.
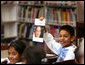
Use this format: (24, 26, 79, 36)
(65, 44, 77, 52)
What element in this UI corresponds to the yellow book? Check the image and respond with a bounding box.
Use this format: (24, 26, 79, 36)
(19, 24, 24, 38)
(38, 8, 42, 18)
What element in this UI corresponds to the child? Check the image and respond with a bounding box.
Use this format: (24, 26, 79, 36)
(43, 25, 77, 62)
(1, 40, 26, 64)
(23, 46, 46, 64)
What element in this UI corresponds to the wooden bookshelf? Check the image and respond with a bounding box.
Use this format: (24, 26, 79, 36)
(76, 22, 84, 38)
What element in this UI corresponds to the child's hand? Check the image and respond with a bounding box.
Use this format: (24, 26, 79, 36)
(39, 17, 45, 21)
(45, 24, 50, 33)
(39, 17, 49, 33)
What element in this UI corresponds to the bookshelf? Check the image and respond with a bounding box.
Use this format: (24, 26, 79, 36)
(1, 1, 77, 51)
(76, 1, 84, 46)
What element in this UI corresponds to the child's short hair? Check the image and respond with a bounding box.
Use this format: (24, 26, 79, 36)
(24, 46, 46, 64)
(60, 25, 75, 36)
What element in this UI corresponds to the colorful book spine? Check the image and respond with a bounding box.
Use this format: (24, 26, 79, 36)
(48, 8, 50, 24)
(52, 8, 54, 24)
(54, 8, 57, 24)
(66, 9, 71, 25)
(46, 8, 49, 24)
(19, 24, 24, 38)
(61, 9, 63, 25)
(63, 11, 67, 25)
(69, 9, 72, 25)
(56, 8, 59, 24)
(58, 9, 62, 25)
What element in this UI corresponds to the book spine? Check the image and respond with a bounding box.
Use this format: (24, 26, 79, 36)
(63, 11, 66, 25)
(66, 9, 71, 25)
(58, 9, 62, 25)
(54, 8, 57, 24)
(56, 8, 59, 24)
(61, 9, 63, 25)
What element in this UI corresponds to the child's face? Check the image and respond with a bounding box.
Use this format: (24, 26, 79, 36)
(8, 46, 20, 64)
(59, 30, 74, 48)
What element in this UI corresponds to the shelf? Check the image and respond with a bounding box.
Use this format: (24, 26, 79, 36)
(1, 5, 18, 22)
(76, 22, 84, 38)
(1, 45, 9, 50)
(46, 5, 77, 9)
(1, 21, 18, 24)
(1, 37, 17, 40)
(76, 22, 84, 28)
(18, 4, 44, 7)
(1, 1, 19, 6)
(1, 1, 77, 40)
(46, 23, 76, 28)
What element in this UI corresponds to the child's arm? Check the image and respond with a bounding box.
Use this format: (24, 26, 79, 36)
(44, 32, 61, 55)
(40, 17, 61, 55)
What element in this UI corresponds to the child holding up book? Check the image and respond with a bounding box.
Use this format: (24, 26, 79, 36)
(40, 17, 77, 62)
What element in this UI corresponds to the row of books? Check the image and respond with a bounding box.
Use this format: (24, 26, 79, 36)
(1, 1, 44, 5)
(18, 23, 33, 39)
(1, 1, 77, 6)
(1, 1, 18, 5)
(47, 26, 60, 41)
(17, 23, 60, 40)
(19, 1, 44, 5)
(45, 1, 77, 6)
(18, 6, 45, 23)
(46, 8, 76, 26)
(18, 6, 76, 26)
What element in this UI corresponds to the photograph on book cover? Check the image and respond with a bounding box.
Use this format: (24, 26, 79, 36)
(33, 18, 45, 42)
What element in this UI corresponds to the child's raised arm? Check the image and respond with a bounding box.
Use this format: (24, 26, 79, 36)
(39, 17, 62, 55)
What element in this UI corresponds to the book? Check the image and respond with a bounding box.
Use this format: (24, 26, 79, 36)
(33, 18, 46, 42)
(66, 9, 71, 25)
(58, 9, 62, 25)
(63, 10, 67, 25)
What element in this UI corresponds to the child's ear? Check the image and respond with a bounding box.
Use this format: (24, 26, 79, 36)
(71, 36, 75, 42)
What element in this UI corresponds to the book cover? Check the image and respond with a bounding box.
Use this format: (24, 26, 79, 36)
(33, 18, 45, 42)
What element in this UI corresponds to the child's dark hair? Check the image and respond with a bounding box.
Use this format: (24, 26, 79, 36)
(8, 40, 26, 55)
(24, 46, 46, 64)
(59, 25, 75, 37)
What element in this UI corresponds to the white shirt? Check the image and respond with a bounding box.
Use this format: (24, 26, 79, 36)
(43, 32, 77, 62)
